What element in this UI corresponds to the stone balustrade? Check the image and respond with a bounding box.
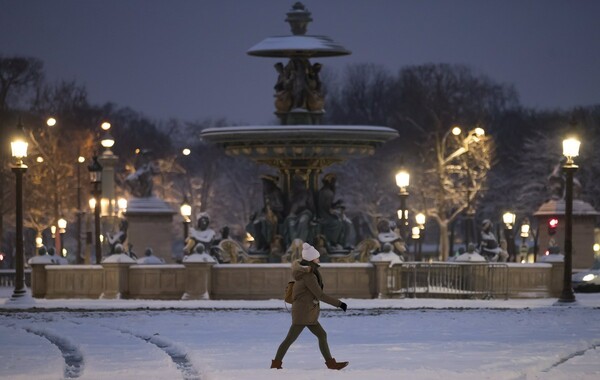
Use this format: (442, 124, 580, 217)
(29, 260, 565, 300)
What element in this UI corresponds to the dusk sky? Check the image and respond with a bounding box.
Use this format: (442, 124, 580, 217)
(1, 0, 599, 125)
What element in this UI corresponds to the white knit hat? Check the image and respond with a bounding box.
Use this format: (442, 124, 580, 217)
(302, 243, 320, 261)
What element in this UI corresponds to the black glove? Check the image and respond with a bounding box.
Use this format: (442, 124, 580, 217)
(339, 302, 347, 312)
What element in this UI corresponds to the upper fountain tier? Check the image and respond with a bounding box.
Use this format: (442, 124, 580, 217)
(200, 2, 398, 196)
(247, 2, 351, 58)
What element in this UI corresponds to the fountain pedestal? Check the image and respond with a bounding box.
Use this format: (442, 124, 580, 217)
(124, 197, 176, 263)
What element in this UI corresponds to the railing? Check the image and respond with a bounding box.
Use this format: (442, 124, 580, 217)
(0, 269, 32, 288)
(388, 262, 509, 299)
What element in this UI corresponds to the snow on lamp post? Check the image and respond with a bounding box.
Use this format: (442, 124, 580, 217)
(557, 136, 580, 304)
(10, 120, 28, 300)
(88, 156, 103, 264)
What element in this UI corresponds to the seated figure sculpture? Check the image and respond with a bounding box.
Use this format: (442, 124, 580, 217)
(479, 219, 509, 262)
(376, 218, 406, 258)
(316, 173, 355, 251)
(246, 175, 284, 253)
(185, 212, 218, 254)
(283, 174, 316, 246)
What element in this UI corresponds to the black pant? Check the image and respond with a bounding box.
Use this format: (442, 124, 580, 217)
(275, 322, 332, 360)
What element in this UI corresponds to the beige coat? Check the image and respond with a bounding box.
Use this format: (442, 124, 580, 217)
(291, 260, 341, 325)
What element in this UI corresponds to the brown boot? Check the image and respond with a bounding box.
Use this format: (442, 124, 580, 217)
(270, 359, 283, 369)
(325, 358, 348, 370)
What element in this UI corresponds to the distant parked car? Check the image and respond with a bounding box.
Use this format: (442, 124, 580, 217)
(572, 259, 600, 292)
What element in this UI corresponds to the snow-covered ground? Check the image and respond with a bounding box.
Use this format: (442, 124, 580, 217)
(1, 287, 599, 380)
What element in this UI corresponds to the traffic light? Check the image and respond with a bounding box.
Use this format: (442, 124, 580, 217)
(548, 218, 558, 235)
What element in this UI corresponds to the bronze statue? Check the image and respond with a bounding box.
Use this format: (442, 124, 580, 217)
(283, 174, 315, 245)
(316, 173, 354, 250)
(125, 149, 159, 198)
(107, 219, 128, 254)
(246, 175, 284, 253)
(479, 219, 508, 262)
(274, 58, 324, 113)
(185, 212, 218, 254)
(376, 218, 406, 257)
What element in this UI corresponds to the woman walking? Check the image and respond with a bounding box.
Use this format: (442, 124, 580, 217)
(271, 243, 349, 370)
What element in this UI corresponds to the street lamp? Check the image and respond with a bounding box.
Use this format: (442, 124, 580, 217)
(117, 198, 127, 217)
(180, 198, 192, 239)
(100, 130, 115, 153)
(76, 155, 85, 263)
(502, 212, 516, 261)
(415, 213, 426, 260)
(395, 166, 410, 241)
(88, 156, 103, 264)
(57, 217, 67, 257)
(520, 218, 532, 263)
(557, 136, 580, 304)
(10, 120, 28, 300)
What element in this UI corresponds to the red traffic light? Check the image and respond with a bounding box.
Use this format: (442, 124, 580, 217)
(548, 218, 558, 235)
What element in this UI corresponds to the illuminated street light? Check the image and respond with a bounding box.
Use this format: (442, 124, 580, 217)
(443, 126, 486, 165)
(520, 219, 530, 238)
(58, 218, 68, 233)
(415, 213, 426, 229)
(502, 212, 516, 261)
(88, 156, 103, 264)
(117, 198, 128, 213)
(180, 198, 192, 239)
(10, 120, 28, 300)
(557, 135, 581, 304)
(46, 117, 57, 127)
(395, 165, 410, 241)
(101, 130, 115, 151)
(502, 212, 516, 229)
(182, 148, 191, 156)
(57, 218, 67, 257)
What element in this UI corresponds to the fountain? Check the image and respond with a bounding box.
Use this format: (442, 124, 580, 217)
(201, 2, 398, 257)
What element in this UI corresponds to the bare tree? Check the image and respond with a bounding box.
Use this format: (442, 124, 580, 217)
(416, 127, 493, 260)
(0, 56, 44, 259)
(325, 63, 394, 126)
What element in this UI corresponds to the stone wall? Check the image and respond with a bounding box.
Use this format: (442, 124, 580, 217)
(31, 261, 564, 300)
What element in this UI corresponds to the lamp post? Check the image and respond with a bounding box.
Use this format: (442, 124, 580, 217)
(10, 121, 28, 300)
(99, 122, 117, 218)
(57, 217, 67, 257)
(395, 166, 410, 242)
(88, 156, 103, 264)
(180, 198, 192, 240)
(76, 155, 85, 263)
(411, 226, 420, 260)
(415, 212, 426, 260)
(520, 218, 531, 263)
(557, 136, 580, 304)
(502, 211, 516, 261)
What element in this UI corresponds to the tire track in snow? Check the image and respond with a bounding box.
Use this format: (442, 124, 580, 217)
(110, 326, 201, 380)
(22, 326, 84, 379)
(542, 342, 600, 372)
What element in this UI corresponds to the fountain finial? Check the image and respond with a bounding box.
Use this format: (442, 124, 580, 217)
(285, 2, 312, 35)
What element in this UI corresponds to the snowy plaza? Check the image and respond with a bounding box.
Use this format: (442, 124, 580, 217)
(1, 2, 600, 380)
(1, 289, 599, 380)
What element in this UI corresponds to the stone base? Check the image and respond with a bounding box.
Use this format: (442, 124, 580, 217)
(125, 197, 175, 263)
